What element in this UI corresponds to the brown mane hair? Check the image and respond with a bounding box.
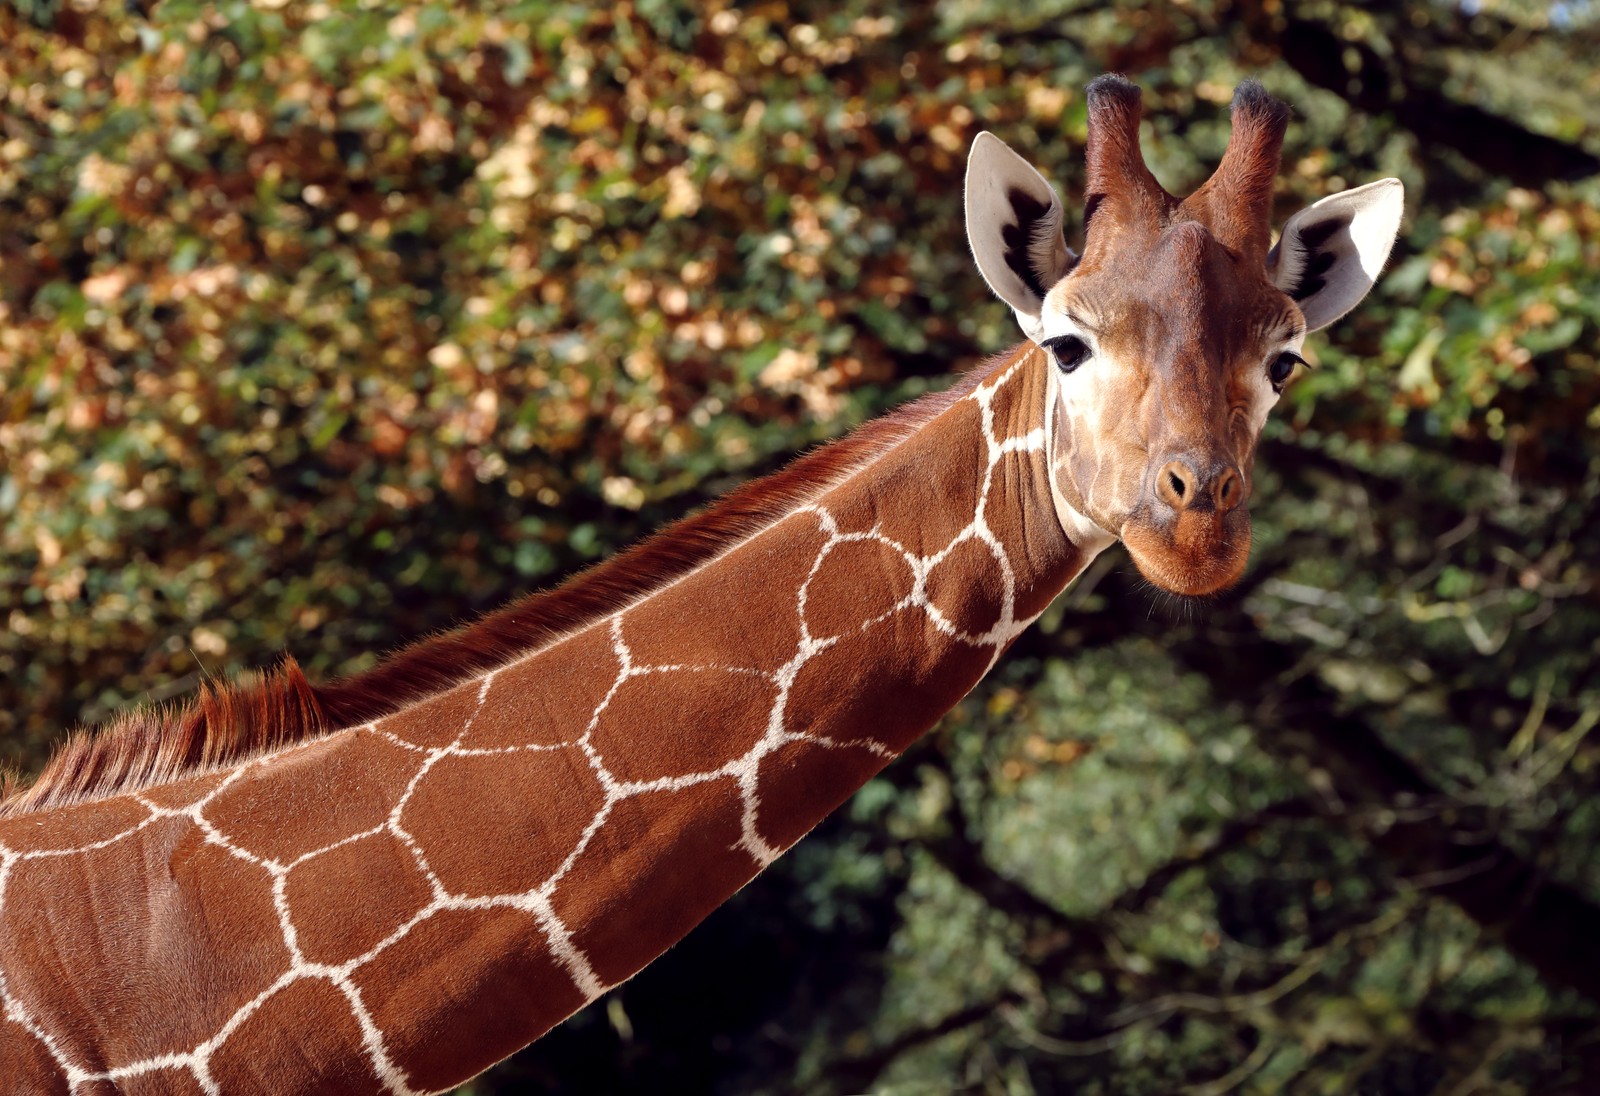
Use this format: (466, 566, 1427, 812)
(0, 354, 1011, 818)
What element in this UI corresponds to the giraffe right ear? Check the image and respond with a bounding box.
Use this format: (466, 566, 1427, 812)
(965, 132, 1076, 341)
(1268, 178, 1405, 332)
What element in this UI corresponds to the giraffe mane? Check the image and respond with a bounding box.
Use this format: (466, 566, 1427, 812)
(0, 355, 1009, 818)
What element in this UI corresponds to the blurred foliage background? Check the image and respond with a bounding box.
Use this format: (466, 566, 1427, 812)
(3, 0, 1599, 1092)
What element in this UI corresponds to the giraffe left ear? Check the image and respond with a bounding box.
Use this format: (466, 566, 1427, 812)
(1269, 177, 1405, 332)
(965, 132, 1077, 341)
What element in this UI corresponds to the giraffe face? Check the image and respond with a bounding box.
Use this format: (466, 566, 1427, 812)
(1037, 220, 1305, 596)
(966, 77, 1404, 598)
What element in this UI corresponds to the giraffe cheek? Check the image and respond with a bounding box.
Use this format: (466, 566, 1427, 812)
(1050, 454, 1091, 523)
(1054, 450, 1122, 537)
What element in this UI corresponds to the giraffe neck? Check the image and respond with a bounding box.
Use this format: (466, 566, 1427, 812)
(0, 347, 1107, 1094)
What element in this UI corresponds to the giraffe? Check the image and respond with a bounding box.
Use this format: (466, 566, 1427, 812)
(0, 77, 1403, 1094)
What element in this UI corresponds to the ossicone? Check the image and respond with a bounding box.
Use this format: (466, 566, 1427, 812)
(1181, 79, 1293, 261)
(1082, 73, 1170, 233)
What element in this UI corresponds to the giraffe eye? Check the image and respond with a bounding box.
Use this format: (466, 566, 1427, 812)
(1269, 351, 1305, 391)
(1043, 334, 1090, 374)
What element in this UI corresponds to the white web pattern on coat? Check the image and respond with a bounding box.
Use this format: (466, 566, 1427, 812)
(0, 357, 1049, 1095)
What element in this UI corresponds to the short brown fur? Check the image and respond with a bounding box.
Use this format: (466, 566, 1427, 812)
(0, 365, 993, 819)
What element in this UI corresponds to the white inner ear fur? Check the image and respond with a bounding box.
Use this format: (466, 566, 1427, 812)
(1268, 177, 1405, 332)
(965, 132, 1076, 341)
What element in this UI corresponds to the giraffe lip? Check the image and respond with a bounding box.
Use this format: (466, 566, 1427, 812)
(1119, 509, 1252, 597)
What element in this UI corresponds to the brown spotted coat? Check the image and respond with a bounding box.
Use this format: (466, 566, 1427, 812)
(0, 348, 1089, 1094)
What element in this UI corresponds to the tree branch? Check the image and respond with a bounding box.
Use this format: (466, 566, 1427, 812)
(1142, 591, 1600, 1006)
(1260, 6, 1600, 185)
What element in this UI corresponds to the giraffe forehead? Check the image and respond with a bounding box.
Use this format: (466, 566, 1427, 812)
(1053, 229, 1296, 369)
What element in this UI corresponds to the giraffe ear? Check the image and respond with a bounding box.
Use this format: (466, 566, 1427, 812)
(1268, 177, 1405, 332)
(965, 132, 1076, 341)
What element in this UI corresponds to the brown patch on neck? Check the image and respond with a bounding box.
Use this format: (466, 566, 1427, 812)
(2, 356, 1012, 818)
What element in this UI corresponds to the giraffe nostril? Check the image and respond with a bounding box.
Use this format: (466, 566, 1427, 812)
(1157, 460, 1198, 510)
(1214, 467, 1243, 513)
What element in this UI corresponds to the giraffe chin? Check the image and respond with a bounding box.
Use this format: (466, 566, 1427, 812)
(1120, 512, 1252, 598)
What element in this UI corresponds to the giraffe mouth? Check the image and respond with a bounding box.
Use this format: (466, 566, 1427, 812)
(1120, 509, 1252, 597)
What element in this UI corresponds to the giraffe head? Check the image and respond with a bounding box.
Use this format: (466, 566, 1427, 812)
(965, 76, 1404, 595)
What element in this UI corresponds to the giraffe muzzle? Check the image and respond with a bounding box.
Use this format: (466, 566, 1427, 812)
(1120, 474, 1253, 597)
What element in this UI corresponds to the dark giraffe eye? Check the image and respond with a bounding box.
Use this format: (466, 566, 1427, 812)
(1269, 351, 1305, 391)
(1043, 334, 1090, 374)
